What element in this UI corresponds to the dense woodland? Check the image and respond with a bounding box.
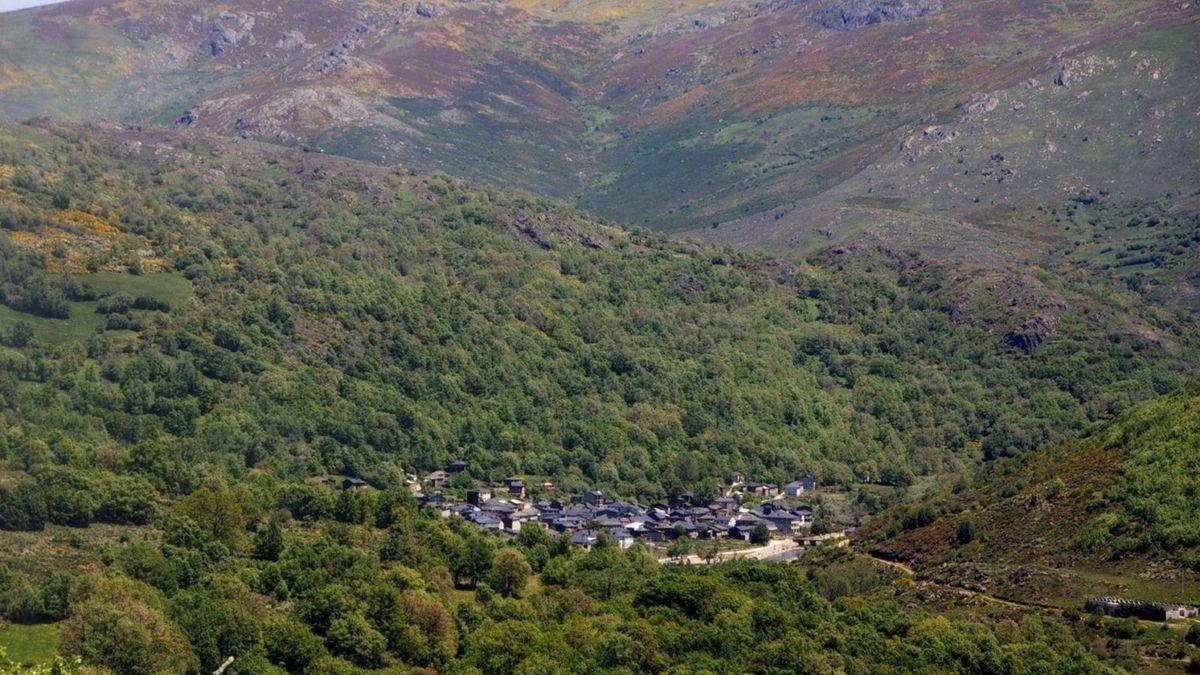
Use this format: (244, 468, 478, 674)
(0, 484, 1118, 674)
(0, 122, 1194, 500)
(0, 121, 1196, 672)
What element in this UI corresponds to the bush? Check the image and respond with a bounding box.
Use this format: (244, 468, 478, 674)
(1106, 617, 1140, 639)
(1186, 623, 1200, 646)
(5, 321, 33, 347)
(901, 506, 937, 531)
(954, 519, 976, 546)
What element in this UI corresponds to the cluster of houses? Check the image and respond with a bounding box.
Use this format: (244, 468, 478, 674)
(413, 463, 822, 549)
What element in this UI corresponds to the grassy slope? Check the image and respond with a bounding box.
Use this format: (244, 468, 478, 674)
(0, 272, 192, 344)
(688, 20, 1200, 241)
(578, 1, 1196, 231)
(0, 623, 59, 666)
(868, 381, 1200, 606)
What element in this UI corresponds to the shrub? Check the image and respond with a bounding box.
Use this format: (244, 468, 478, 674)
(954, 519, 976, 546)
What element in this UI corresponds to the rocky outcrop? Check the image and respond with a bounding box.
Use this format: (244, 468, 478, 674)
(415, 3, 446, 19)
(1004, 315, 1056, 353)
(208, 12, 255, 57)
(505, 211, 555, 249)
(187, 87, 378, 141)
(813, 0, 943, 31)
(898, 124, 958, 162)
(1053, 55, 1115, 87)
(964, 93, 999, 116)
(276, 31, 311, 50)
(674, 273, 708, 296)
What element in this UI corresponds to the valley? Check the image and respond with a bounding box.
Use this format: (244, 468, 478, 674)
(0, 0, 1197, 673)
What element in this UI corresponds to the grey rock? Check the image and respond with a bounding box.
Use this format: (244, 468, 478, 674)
(813, 0, 942, 31)
(1004, 315, 1056, 353)
(276, 31, 310, 50)
(415, 2, 445, 18)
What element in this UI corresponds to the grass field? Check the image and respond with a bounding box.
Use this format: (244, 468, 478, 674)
(0, 272, 191, 344)
(0, 623, 59, 666)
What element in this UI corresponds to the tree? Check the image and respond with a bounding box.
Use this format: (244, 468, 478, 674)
(95, 474, 156, 525)
(667, 536, 692, 562)
(451, 534, 494, 588)
(466, 619, 542, 675)
(169, 586, 264, 673)
(699, 541, 720, 565)
(11, 436, 49, 472)
(5, 321, 33, 348)
(60, 576, 198, 675)
(750, 523, 771, 546)
(263, 616, 327, 673)
(178, 484, 256, 548)
(326, 613, 389, 668)
(39, 571, 71, 621)
(0, 567, 43, 622)
(254, 521, 285, 561)
(37, 467, 96, 527)
(487, 548, 532, 597)
(0, 483, 46, 531)
(367, 587, 457, 667)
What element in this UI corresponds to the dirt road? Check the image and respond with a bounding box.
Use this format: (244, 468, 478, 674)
(662, 538, 802, 566)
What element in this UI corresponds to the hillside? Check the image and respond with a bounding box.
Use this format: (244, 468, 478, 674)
(0, 119, 1174, 673)
(689, 20, 1200, 311)
(1, 118, 1196, 500)
(867, 380, 1200, 607)
(1, 0, 1196, 248)
(2, 2, 1200, 672)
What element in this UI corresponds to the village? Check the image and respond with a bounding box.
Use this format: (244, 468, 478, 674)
(372, 462, 841, 555)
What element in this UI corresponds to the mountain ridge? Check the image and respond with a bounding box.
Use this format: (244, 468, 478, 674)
(3, 0, 1196, 249)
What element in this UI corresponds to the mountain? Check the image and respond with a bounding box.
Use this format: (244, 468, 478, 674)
(1, 118, 1195, 500)
(1, 0, 1196, 250)
(866, 379, 1200, 607)
(0, 1, 1199, 666)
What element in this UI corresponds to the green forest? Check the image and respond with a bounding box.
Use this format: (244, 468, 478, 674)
(0, 121, 1194, 501)
(0, 484, 1116, 674)
(0, 120, 1196, 672)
